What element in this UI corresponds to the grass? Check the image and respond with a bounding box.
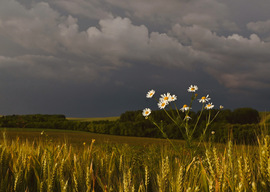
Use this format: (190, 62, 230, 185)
(1, 129, 270, 191)
(0, 128, 184, 146)
(259, 112, 270, 126)
(67, 116, 119, 122)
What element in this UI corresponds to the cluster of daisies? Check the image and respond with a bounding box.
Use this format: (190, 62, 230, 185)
(143, 85, 219, 118)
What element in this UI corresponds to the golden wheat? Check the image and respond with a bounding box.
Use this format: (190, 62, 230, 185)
(1, 131, 270, 191)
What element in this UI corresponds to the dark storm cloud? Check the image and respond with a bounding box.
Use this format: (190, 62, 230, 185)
(0, 0, 269, 116)
(171, 24, 270, 90)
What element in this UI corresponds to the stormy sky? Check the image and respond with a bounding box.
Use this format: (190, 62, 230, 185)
(0, 0, 269, 117)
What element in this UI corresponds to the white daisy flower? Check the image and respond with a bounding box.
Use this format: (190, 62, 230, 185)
(146, 89, 155, 98)
(180, 104, 191, 112)
(142, 108, 151, 117)
(169, 94, 177, 102)
(188, 85, 198, 92)
(158, 100, 168, 109)
(199, 94, 211, 103)
(184, 115, 192, 121)
(205, 103, 214, 110)
(160, 92, 171, 102)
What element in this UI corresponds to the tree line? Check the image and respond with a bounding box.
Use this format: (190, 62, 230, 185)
(0, 108, 264, 144)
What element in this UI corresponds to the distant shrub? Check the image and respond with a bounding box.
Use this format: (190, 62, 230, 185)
(229, 108, 260, 124)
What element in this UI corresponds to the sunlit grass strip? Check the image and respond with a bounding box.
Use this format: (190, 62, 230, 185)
(67, 116, 119, 122)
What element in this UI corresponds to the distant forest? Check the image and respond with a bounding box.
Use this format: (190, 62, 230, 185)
(0, 108, 267, 144)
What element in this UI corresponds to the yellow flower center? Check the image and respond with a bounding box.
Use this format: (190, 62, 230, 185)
(201, 96, 206, 100)
(164, 96, 169, 100)
(150, 93, 153, 96)
(162, 103, 166, 107)
(191, 88, 195, 91)
(183, 104, 188, 108)
(145, 111, 149, 114)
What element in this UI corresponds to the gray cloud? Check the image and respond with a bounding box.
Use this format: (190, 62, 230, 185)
(50, 0, 113, 20)
(46, 0, 240, 33)
(247, 20, 270, 41)
(247, 20, 270, 34)
(171, 24, 270, 91)
(0, 0, 202, 81)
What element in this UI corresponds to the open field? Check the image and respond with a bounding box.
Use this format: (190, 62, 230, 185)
(0, 128, 183, 146)
(67, 116, 119, 122)
(0, 127, 269, 191)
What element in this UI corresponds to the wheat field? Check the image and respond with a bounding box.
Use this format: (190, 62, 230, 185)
(0, 129, 270, 192)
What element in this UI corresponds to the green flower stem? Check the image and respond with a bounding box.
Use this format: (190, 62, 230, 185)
(151, 120, 180, 153)
(202, 110, 212, 136)
(173, 102, 182, 120)
(191, 104, 205, 137)
(162, 108, 187, 141)
(195, 109, 221, 150)
(189, 93, 195, 108)
(208, 110, 220, 125)
(168, 104, 177, 120)
(197, 109, 216, 147)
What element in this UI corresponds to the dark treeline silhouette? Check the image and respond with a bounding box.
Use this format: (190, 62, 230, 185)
(0, 108, 263, 144)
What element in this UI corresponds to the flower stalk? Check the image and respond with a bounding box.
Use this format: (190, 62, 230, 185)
(143, 85, 223, 152)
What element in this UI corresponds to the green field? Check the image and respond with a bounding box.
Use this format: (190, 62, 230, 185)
(67, 116, 119, 122)
(0, 128, 183, 146)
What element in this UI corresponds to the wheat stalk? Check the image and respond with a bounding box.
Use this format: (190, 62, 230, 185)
(176, 165, 184, 192)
